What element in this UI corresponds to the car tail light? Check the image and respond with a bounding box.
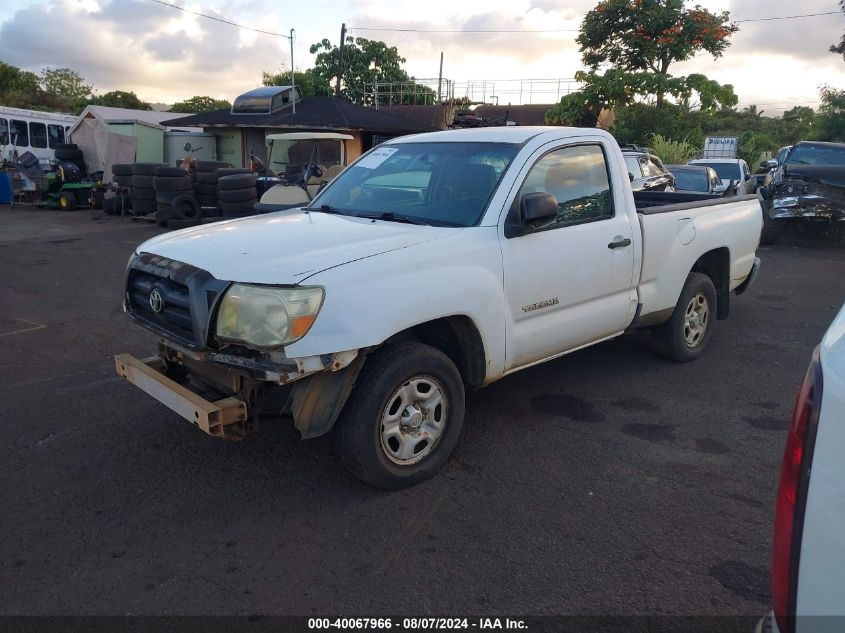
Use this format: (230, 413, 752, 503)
(772, 348, 823, 633)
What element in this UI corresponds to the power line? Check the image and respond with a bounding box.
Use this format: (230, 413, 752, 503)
(148, 0, 292, 38)
(351, 10, 842, 34)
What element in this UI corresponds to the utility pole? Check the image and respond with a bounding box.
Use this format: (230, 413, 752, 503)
(437, 51, 443, 103)
(290, 28, 296, 113)
(336, 23, 347, 97)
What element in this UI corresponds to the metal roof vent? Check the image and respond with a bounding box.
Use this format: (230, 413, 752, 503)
(231, 86, 303, 114)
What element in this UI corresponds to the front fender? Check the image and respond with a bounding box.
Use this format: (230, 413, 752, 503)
(283, 227, 507, 383)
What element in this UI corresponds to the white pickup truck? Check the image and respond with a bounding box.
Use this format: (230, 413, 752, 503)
(116, 127, 763, 489)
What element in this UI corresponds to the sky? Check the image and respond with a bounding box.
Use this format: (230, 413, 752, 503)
(0, 0, 843, 114)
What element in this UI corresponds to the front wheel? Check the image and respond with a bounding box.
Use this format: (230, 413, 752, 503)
(653, 272, 717, 362)
(337, 342, 465, 489)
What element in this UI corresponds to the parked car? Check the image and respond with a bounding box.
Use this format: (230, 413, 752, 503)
(759, 145, 793, 188)
(115, 127, 762, 489)
(759, 141, 845, 245)
(622, 145, 676, 191)
(757, 302, 845, 633)
(687, 158, 757, 195)
(666, 164, 728, 195)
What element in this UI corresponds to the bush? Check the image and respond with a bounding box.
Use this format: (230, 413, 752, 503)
(648, 134, 698, 164)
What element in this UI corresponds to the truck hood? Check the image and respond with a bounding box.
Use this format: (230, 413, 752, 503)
(136, 210, 459, 284)
(783, 164, 845, 188)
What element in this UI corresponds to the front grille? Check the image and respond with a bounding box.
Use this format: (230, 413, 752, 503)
(128, 270, 196, 345)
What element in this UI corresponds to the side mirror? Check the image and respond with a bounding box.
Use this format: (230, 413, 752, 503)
(713, 183, 727, 194)
(760, 159, 778, 169)
(520, 192, 558, 225)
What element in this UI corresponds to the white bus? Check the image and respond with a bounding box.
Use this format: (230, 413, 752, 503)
(0, 105, 77, 166)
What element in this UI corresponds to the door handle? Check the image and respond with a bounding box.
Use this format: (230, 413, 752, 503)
(608, 238, 632, 249)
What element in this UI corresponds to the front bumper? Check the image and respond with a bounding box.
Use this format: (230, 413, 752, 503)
(114, 353, 248, 438)
(768, 195, 845, 221)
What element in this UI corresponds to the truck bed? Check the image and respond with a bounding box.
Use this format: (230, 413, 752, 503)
(633, 190, 752, 211)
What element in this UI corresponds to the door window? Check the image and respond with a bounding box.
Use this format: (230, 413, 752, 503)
(624, 155, 642, 178)
(48, 124, 66, 148)
(9, 119, 28, 146)
(518, 144, 614, 229)
(0, 118, 7, 145)
(29, 122, 47, 148)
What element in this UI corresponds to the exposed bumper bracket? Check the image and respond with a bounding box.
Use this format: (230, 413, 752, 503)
(114, 353, 247, 438)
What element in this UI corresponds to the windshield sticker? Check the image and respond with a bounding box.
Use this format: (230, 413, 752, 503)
(356, 147, 398, 169)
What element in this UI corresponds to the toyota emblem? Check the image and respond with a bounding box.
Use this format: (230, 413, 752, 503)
(149, 289, 163, 313)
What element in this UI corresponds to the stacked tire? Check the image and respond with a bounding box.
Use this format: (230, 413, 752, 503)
(112, 164, 133, 188)
(193, 161, 232, 208)
(218, 173, 259, 219)
(131, 163, 163, 216)
(153, 166, 196, 228)
(54, 143, 86, 174)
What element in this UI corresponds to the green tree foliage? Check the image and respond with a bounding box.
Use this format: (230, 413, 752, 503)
(261, 69, 332, 97)
(40, 67, 93, 111)
(578, 0, 737, 106)
(169, 95, 232, 113)
(88, 90, 151, 110)
(0, 61, 41, 108)
(817, 86, 845, 141)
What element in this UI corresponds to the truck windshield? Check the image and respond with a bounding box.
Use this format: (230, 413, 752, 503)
(787, 144, 845, 167)
(309, 142, 520, 227)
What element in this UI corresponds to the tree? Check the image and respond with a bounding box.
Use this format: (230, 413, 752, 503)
(308, 36, 413, 105)
(169, 95, 232, 113)
(261, 69, 332, 97)
(817, 86, 845, 142)
(831, 0, 845, 59)
(88, 90, 151, 110)
(40, 67, 92, 111)
(577, 0, 738, 106)
(0, 61, 40, 108)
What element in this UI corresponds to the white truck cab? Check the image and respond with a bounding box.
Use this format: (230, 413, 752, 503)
(116, 127, 763, 488)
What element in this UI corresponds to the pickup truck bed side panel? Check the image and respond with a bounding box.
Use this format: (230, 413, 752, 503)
(283, 228, 507, 382)
(637, 198, 762, 318)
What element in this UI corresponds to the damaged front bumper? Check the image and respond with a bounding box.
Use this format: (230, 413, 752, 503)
(768, 194, 845, 221)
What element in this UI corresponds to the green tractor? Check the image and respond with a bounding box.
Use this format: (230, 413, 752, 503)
(42, 163, 95, 210)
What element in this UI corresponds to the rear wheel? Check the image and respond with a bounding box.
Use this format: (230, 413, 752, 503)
(337, 342, 465, 489)
(653, 272, 717, 362)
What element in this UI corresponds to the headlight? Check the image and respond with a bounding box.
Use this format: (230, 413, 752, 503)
(215, 284, 324, 349)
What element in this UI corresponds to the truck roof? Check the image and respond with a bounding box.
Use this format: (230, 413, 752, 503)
(388, 126, 607, 145)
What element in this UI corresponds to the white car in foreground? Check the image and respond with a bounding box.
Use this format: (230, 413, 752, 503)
(759, 303, 845, 633)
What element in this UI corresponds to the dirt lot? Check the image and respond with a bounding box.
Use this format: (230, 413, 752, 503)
(1, 206, 844, 619)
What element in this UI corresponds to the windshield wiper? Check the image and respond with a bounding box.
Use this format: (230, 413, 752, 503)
(308, 204, 347, 215)
(356, 211, 430, 225)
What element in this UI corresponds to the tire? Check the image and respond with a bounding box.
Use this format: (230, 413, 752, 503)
(132, 163, 165, 176)
(131, 175, 154, 188)
(115, 175, 132, 188)
(197, 195, 218, 207)
(760, 211, 786, 246)
(653, 272, 718, 362)
(194, 182, 218, 195)
(58, 190, 76, 210)
(219, 199, 257, 215)
(132, 187, 155, 201)
(337, 342, 465, 489)
(55, 149, 83, 161)
(153, 176, 192, 192)
(155, 207, 171, 227)
(169, 194, 201, 220)
(218, 173, 256, 190)
(196, 160, 230, 172)
(167, 218, 203, 229)
(218, 187, 258, 203)
(215, 168, 250, 178)
(133, 199, 157, 215)
(194, 172, 219, 185)
(54, 143, 77, 151)
(112, 163, 133, 176)
(154, 166, 189, 177)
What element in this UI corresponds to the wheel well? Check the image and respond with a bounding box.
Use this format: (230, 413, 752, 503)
(385, 316, 487, 388)
(691, 248, 730, 319)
